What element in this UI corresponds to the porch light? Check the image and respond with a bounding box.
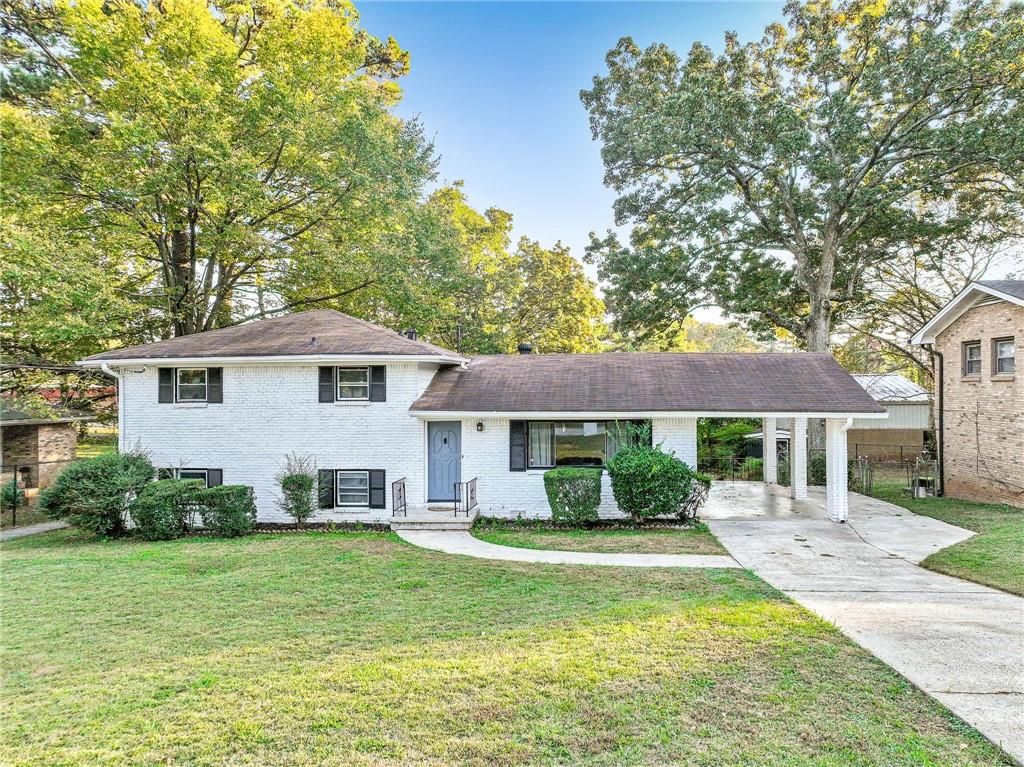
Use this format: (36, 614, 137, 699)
(476, 421, 484, 432)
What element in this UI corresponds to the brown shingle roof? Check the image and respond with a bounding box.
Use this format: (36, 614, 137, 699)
(977, 280, 1024, 302)
(410, 353, 885, 414)
(83, 310, 461, 361)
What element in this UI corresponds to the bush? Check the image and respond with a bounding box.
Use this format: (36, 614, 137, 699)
(779, 452, 853, 487)
(198, 484, 256, 537)
(543, 467, 602, 526)
(129, 479, 202, 540)
(38, 451, 154, 536)
(678, 472, 713, 521)
(276, 454, 316, 527)
(1, 480, 25, 513)
(607, 444, 697, 522)
(738, 457, 763, 480)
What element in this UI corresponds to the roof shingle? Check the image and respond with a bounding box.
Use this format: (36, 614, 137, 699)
(411, 353, 884, 415)
(83, 310, 461, 361)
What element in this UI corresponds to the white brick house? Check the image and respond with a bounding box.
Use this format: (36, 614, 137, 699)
(80, 310, 886, 523)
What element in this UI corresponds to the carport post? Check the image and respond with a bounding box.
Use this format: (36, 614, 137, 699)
(790, 418, 808, 500)
(763, 417, 778, 484)
(825, 418, 853, 522)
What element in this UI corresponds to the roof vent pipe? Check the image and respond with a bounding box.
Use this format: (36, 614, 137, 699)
(517, 342, 533, 355)
(403, 328, 418, 341)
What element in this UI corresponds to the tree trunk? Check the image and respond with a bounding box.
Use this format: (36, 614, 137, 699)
(804, 291, 833, 451)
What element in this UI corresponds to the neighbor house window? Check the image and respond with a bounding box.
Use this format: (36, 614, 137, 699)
(963, 341, 982, 376)
(336, 367, 369, 400)
(336, 470, 369, 506)
(527, 421, 644, 469)
(176, 368, 208, 401)
(994, 338, 1015, 374)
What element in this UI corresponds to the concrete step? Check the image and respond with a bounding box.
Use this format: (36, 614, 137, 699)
(390, 508, 479, 531)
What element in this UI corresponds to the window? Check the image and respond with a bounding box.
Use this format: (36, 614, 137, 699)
(176, 368, 208, 401)
(336, 367, 369, 400)
(177, 468, 209, 485)
(336, 470, 369, 506)
(994, 338, 1015, 375)
(527, 421, 644, 469)
(963, 341, 982, 376)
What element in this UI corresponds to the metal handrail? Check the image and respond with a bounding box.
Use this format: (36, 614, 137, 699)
(391, 477, 407, 517)
(453, 477, 478, 517)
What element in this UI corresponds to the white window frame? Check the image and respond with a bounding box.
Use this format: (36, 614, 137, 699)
(336, 470, 369, 507)
(336, 367, 370, 401)
(176, 368, 208, 402)
(994, 338, 1015, 375)
(175, 468, 209, 487)
(963, 341, 982, 376)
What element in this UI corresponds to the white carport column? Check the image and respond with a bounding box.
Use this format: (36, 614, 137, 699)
(790, 417, 808, 500)
(825, 418, 853, 522)
(762, 417, 778, 484)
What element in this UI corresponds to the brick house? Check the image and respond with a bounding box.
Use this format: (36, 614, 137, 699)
(79, 310, 885, 524)
(912, 280, 1023, 507)
(0, 402, 90, 489)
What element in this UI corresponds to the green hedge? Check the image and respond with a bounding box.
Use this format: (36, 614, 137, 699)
(39, 452, 155, 536)
(607, 444, 697, 522)
(1, 479, 25, 513)
(199, 484, 257, 537)
(543, 467, 603, 526)
(130, 479, 202, 541)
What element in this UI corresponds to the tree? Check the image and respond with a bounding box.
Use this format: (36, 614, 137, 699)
(581, 0, 1022, 353)
(615, 316, 766, 353)
(2, 0, 434, 339)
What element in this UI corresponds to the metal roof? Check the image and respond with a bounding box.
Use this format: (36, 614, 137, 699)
(852, 374, 931, 403)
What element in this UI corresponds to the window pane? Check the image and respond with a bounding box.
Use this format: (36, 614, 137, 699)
(177, 368, 208, 400)
(965, 344, 981, 374)
(528, 423, 554, 468)
(178, 369, 206, 386)
(996, 340, 1015, 374)
(178, 469, 207, 484)
(336, 472, 369, 505)
(555, 422, 606, 467)
(338, 385, 369, 399)
(337, 368, 369, 399)
(605, 422, 636, 462)
(177, 384, 207, 400)
(337, 368, 368, 384)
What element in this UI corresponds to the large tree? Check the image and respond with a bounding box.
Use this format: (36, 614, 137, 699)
(581, 0, 1022, 353)
(2, 0, 433, 342)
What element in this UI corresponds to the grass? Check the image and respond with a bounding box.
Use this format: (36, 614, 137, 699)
(473, 523, 727, 555)
(76, 435, 117, 459)
(875, 493, 1024, 596)
(1, 530, 1013, 766)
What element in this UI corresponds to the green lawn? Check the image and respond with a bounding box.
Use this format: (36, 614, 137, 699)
(76, 435, 118, 459)
(1, 530, 1012, 766)
(473, 524, 727, 555)
(878, 494, 1024, 596)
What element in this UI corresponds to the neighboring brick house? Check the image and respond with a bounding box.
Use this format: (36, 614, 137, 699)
(912, 280, 1024, 507)
(0, 402, 90, 488)
(80, 310, 885, 523)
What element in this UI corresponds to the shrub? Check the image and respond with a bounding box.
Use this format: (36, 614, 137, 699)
(1, 480, 25, 513)
(198, 484, 256, 537)
(678, 472, 713, 521)
(738, 457, 763, 480)
(779, 452, 852, 487)
(129, 479, 202, 540)
(542, 467, 602, 526)
(607, 444, 697, 522)
(38, 451, 154, 536)
(276, 454, 316, 527)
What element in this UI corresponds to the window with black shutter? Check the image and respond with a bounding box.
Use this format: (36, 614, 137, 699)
(368, 470, 386, 508)
(318, 469, 335, 508)
(369, 366, 386, 402)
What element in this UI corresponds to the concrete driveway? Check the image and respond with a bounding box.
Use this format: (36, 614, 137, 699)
(704, 483, 1024, 764)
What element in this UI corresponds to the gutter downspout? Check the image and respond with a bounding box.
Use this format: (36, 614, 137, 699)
(923, 344, 944, 496)
(100, 363, 124, 453)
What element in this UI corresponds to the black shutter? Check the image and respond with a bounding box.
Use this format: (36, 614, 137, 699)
(318, 469, 335, 509)
(368, 470, 386, 508)
(510, 421, 527, 471)
(318, 367, 335, 403)
(206, 469, 223, 487)
(158, 368, 174, 403)
(207, 368, 223, 403)
(369, 366, 386, 402)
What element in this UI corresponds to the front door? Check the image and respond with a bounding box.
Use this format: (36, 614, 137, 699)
(428, 421, 461, 502)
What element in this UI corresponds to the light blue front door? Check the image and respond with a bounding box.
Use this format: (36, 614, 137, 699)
(428, 421, 461, 502)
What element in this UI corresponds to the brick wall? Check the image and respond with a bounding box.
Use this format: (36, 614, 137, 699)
(846, 428, 926, 461)
(936, 300, 1024, 507)
(36, 423, 78, 487)
(1, 425, 39, 487)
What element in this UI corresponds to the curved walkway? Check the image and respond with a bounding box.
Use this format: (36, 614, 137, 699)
(395, 529, 741, 569)
(0, 520, 67, 542)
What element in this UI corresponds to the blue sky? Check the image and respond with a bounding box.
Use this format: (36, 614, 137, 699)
(358, 1, 786, 294)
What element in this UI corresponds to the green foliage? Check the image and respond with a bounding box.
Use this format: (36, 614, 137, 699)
(542, 467, 603, 526)
(38, 451, 154, 536)
(581, 0, 1022, 350)
(778, 452, 852, 486)
(738, 457, 764, 480)
(607, 444, 697, 522)
(198, 485, 257, 538)
(697, 418, 761, 461)
(129, 479, 202, 541)
(1, 480, 25, 513)
(276, 455, 317, 527)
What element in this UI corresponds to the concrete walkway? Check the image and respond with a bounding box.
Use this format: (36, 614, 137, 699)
(703, 482, 1024, 764)
(0, 520, 68, 541)
(395, 529, 741, 568)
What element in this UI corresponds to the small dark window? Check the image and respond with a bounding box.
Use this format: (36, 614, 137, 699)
(963, 341, 982, 376)
(993, 338, 1015, 375)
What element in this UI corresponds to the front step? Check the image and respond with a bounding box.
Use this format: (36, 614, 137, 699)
(390, 507, 479, 531)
